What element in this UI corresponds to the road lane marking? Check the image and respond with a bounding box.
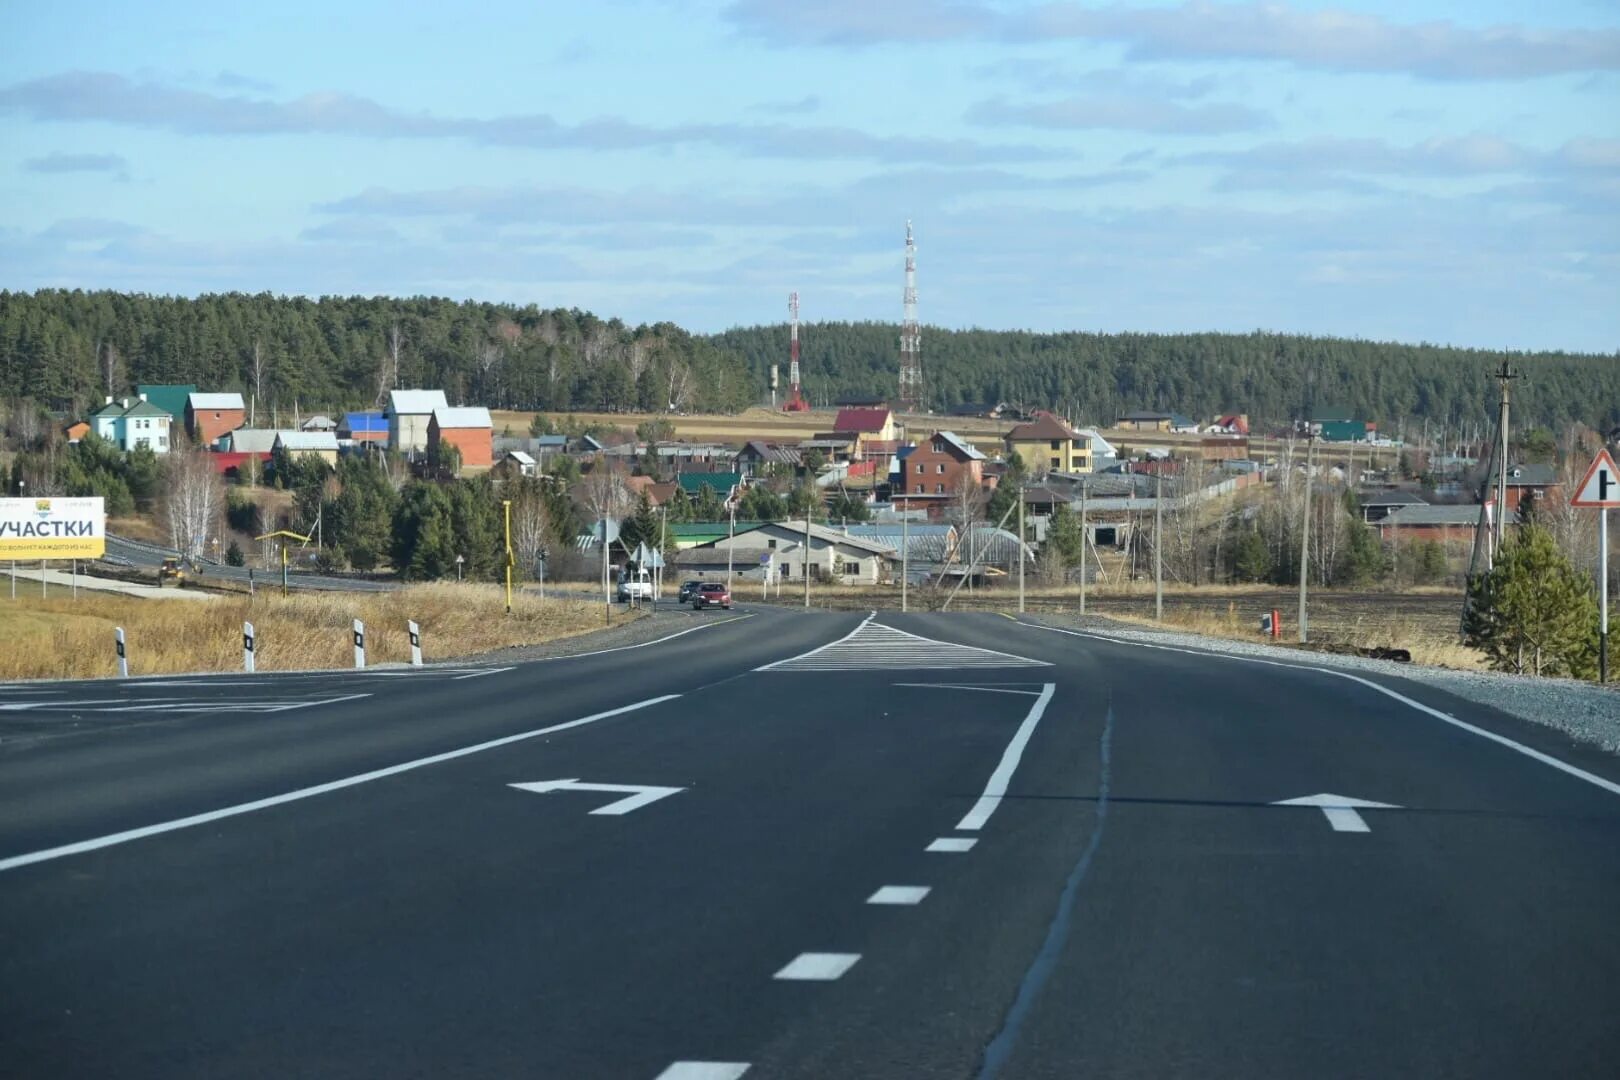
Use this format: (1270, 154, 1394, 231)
(1273, 793, 1402, 832)
(1012, 621, 1620, 800)
(654, 1063, 750, 1080)
(976, 704, 1115, 1080)
(452, 666, 515, 680)
(867, 885, 931, 905)
(758, 617, 1048, 671)
(508, 778, 686, 815)
(773, 953, 861, 981)
(530, 614, 754, 663)
(892, 682, 1046, 697)
(955, 683, 1058, 832)
(0, 694, 680, 874)
(927, 837, 977, 852)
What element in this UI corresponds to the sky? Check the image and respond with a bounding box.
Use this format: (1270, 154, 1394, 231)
(2, 0, 1617, 352)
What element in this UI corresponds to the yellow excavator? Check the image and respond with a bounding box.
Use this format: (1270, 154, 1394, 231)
(158, 557, 186, 587)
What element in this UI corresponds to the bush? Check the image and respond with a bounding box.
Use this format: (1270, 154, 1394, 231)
(1463, 526, 1598, 678)
(225, 540, 245, 567)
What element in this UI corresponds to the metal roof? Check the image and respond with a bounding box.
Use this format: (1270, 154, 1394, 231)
(274, 431, 339, 451)
(188, 392, 244, 411)
(388, 389, 448, 415)
(135, 384, 195, 418)
(833, 407, 892, 433)
(343, 411, 388, 433)
(1505, 463, 1559, 486)
(432, 406, 492, 429)
(677, 473, 741, 495)
(224, 429, 279, 453)
(928, 431, 985, 461)
(1007, 414, 1082, 442)
(1380, 504, 1519, 526)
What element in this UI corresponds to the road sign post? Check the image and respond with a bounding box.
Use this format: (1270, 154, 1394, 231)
(114, 626, 128, 678)
(408, 619, 422, 667)
(352, 618, 366, 669)
(1570, 449, 1619, 683)
(243, 621, 256, 673)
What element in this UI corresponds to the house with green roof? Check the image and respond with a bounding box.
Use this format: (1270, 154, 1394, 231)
(676, 472, 741, 499)
(90, 394, 174, 454)
(135, 384, 197, 422)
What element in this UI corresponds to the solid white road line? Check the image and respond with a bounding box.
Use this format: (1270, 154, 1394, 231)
(927, 837, 977, 852)
(1015, 621, 1620, 800)
(955, 682, 1058, 832)
(0, 694, 680, 874)
(867, 885, 931, 905)
(452, 666, 515, 680)
(532, 614, 754, 663)
(891, 682, 1046, 696)
(654, 1063, 751, 1080)
(773, 952, 862, 981)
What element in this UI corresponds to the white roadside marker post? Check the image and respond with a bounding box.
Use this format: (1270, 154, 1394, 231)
(352, 619, 366, 669)
(408, 619, 422, 668)
(243, 621, 256, 673)
(114, 626, 128, 678)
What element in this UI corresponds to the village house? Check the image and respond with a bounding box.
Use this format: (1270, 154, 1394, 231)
(273, 430, 339, 467)
(427, 406, 494, 469)
(678, 520, 895, 585)
(338, 411, 388, 446)
(386, 389, 449, 453)
(1502, 463, 1562, 514)
(186, 392, 246, 447)
(893, 431, 986, 515)
(1005, 413, 1093, 474)
(1377, 504, 1518, 544)
(832, 406, 898, 458)
(91, 395, 173, 454)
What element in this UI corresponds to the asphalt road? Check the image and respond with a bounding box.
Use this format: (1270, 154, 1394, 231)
(2, 605, 1617, 1078)
(103, 533, 396, 592)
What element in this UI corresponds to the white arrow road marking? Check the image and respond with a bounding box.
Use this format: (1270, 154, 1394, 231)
(508, 778, 687, 815)
(1272, 793, 1402, 833)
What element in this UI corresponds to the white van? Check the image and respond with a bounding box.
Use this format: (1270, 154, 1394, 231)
(616, 566, 654, 601)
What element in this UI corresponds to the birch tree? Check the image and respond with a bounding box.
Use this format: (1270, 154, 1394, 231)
(164, 449, 225, 561)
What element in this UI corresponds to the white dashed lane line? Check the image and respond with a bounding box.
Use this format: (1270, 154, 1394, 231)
(773, 952, 862, 981)
(927, 837, 977, 853)
(654, 1063, 750, 1080)
(867, 885, 931, 905)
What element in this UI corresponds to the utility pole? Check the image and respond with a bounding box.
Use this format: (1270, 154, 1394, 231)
(727, 499, 735, 591)
(901, 512, 909, 613)
(502, 499, 513, 615)
(1017, 482, 1025, 614)
(803, 513, 812, 608)
(1298, 435, 1314, 644)
(1154, 471, 1164, 622)
(1078, 479, 1088, 616)
(1494, 359, 1520, 554)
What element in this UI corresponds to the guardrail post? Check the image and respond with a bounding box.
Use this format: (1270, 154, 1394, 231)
(408, 619, 422, 667)
(352, 618, 366, 668)
(243, 621, 256, 673)
(115, 626, 128, 678)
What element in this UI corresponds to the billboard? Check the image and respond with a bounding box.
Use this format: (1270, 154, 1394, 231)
(0, 497, 106, 560)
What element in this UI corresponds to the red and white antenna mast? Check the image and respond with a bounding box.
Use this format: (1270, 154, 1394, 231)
(784, 290, 809, 411)
(898, 220, 922, 412)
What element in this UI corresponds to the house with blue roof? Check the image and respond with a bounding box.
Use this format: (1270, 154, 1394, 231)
(339, 411, 388, 445)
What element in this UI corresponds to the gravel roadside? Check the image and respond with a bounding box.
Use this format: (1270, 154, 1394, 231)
(1026, 612, 1620, 755)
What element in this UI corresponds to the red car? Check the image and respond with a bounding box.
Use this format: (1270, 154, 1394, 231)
(692, 582, 732, 610)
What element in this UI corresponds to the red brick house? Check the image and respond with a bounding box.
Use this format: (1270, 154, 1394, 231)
(186, 392, 246, 447)
(894, 431, 985, 516)
(427, 407, 494, 470)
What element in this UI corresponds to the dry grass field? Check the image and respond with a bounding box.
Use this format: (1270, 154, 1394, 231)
(767, 581, 1485, 670)
(0, 583, 639, 680)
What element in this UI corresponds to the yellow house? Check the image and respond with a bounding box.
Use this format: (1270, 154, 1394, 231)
(273, 431, 339, 467)
(1006, 413, 1092, 474)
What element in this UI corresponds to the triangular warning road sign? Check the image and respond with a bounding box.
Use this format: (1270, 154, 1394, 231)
(1571, 448, 1620, 508)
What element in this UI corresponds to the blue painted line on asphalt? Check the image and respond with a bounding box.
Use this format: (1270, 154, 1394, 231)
(976, 702, 1115, 1080)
